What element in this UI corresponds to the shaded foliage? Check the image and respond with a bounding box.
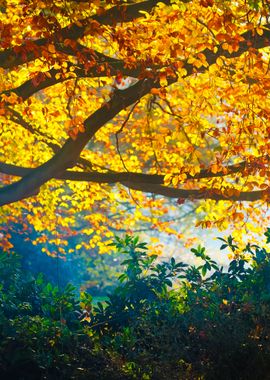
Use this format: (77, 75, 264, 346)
(1, 231, 270, 379)
(0, 252, 130, 380)
(91, 234, 270, 379)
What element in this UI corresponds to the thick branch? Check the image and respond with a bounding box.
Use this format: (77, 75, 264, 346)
(123, 182, 268, 202)
(0, 78, 157, 206)
(3, 23, 270, 102)
(1, 161, 267, 202)
(1, 59, 149, 101)
(1, 15, 269, 205)
(0, 0, 171, 69)
(0, 157, 263, 182)
(0, 163, 163, 183)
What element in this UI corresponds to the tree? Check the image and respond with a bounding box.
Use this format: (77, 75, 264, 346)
(0, 0, 270, 252)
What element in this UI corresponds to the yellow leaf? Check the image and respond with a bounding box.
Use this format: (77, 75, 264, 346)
(216, 57, 224, 67)
(164, 174, 171, 185)
(172, 176, 178, 187)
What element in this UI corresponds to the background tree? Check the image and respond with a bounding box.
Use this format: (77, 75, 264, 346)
(0, 0, 270, 252)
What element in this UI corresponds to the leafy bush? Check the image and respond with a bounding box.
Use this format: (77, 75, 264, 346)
(90, 233, 270, 379)
(1, 231, 270, 379)
(0, 252, 130, 380)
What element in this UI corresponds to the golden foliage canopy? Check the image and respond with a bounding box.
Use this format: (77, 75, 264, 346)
(1, 0, 270, 252)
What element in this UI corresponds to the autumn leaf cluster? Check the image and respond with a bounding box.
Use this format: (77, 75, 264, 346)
(0, 0, 270, 252)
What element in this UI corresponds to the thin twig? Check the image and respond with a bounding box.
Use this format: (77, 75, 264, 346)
(147, 95, 162, 172)
(66, 77, 79, 119)
(7, 106, 60, 153)
(115, 100, 140, 172)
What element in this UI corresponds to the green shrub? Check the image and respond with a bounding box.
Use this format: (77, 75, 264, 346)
(90, 233, 270, 379)
(1, 231, 270, 379)
(0, 251, 131, 380)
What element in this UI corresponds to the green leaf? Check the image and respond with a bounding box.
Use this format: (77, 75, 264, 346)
(164, 279, 173, 287)
(201, 265, 207, 277)
(217, 237, 227, 243)
(118, 274, 127, 283)
(133, 236, 139, 245)
(264, 228, 270, 244)
(220, 244, 228, 250)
